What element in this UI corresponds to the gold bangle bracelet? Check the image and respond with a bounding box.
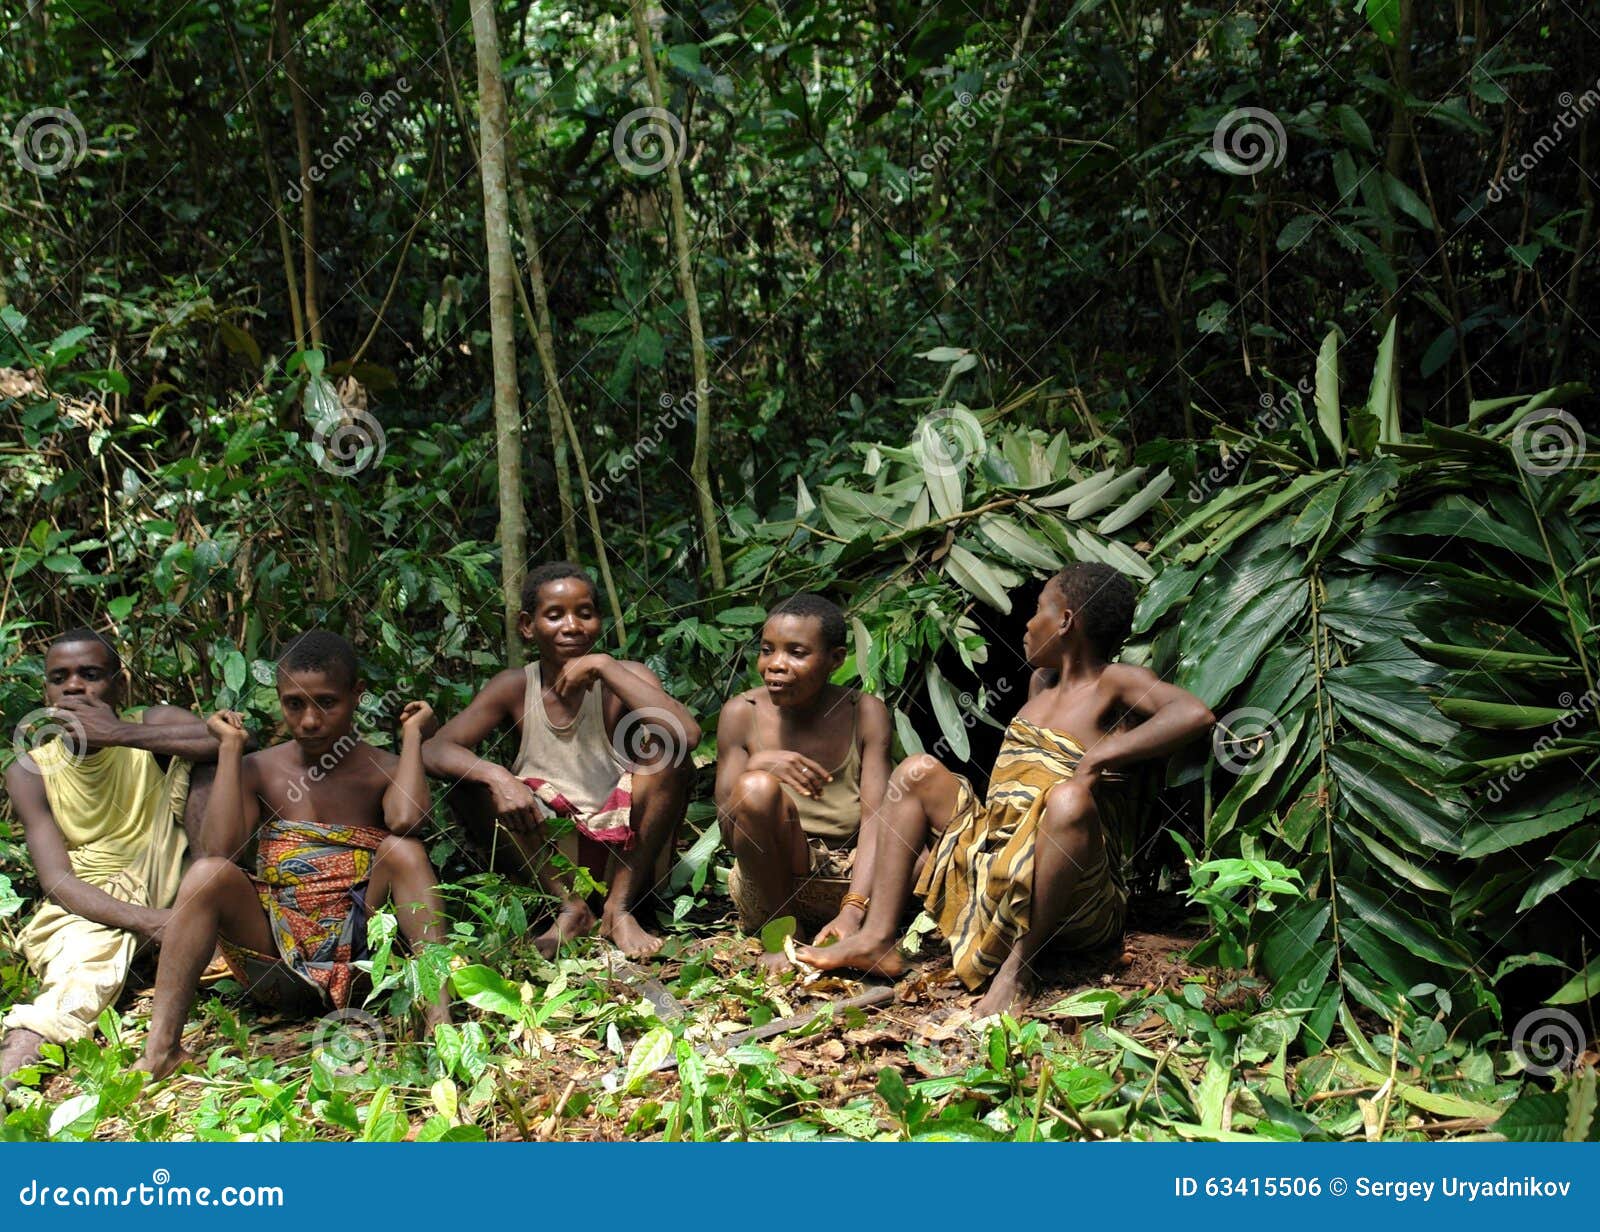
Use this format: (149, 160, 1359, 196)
(841, 892, 870, 913)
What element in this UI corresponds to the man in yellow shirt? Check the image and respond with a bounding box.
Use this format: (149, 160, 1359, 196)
(2, 629, 220, 1089)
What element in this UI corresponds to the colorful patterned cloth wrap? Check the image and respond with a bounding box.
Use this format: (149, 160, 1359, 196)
(916, 717, 1129, 989)
(522, 773, 635, 849)
(221, 817, 389, 1010)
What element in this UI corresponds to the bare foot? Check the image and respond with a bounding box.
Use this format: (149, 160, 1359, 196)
(534, 898, 596, 959)
(1, 1028, 45, 1086)
(974, 949, 1032, 1018)
(133, 1045, 194, 1084)
(600, 909, 663, 959)
(795, 931, 905, 978)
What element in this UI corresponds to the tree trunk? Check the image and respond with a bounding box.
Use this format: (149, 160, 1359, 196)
(469, 0, 528, 663)
(629, 0, 725, 589)
(274, 0, 322, 349)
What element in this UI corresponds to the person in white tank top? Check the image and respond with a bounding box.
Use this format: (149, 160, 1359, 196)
(423, 563, 700, 959)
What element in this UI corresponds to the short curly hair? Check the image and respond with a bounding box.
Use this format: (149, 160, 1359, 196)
(520, 561, 598, 612)
(767, 592, 847, 650)
(275, 629, 359, 691)
(1048, 563, 1136, 659)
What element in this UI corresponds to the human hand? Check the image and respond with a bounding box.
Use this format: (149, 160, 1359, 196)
(399, 700, 437, 740)
(551, 654, 610, 700)
(52, 695, 127, 750)
(488, 770, 542, 833)
(134, 906, 172, 945)
(812, 903, 865, 946)
(205, 709, 250, 751)
(748, 749, 831, 798)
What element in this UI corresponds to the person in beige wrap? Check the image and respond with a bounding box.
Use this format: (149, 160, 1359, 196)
(2, 629, 220, 1090)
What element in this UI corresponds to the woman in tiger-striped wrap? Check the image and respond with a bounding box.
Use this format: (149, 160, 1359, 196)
(800, 563, 1214, 1017)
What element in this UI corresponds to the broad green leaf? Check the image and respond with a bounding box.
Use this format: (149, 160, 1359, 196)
(925, 662, 971, 761)
(450, 965, 523, 1018)
(943, 543, 1016, 612)
(1365, 316, 1401, 446)
(624, 1025, 675, 1093)
(1096, 468, 1173, 534)
(1314, 329, 1342, 457)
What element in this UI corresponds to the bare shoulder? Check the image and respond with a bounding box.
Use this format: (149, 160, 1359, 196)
(481, 665, 530, 707)
(856, 692, 892, 732)
(716, 689, 761, 742)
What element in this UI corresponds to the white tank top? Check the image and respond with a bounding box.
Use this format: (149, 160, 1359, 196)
(510, 661, 622, 816)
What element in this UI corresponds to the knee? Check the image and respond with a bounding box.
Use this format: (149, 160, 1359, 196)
(1041, 780, 1098, 836)
(376, 835, 435, 881)
(729, 770, 783, 816)
(178, 856, 242, 904)
(890, 754, 940, 793)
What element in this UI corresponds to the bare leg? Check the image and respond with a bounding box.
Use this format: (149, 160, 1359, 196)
(720, 770, 810, 972)
(600, 759, 689, 959)
(975, 780, 1102, 1018)
(1, 1029, 45, 1088)
(445, 780, 594, 956)
(365, 836, 452, 1031)
(134, 857, 276, 1080)
(798, 755, 962, 975)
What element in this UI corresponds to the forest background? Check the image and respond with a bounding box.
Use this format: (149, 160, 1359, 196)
(1, 0, 1599, 1142)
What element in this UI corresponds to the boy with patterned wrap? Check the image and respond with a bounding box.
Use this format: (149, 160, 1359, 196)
(134, 631, 448, 1080)
(802, 563, 1214, 1016)
(2, 629, 221, 1086)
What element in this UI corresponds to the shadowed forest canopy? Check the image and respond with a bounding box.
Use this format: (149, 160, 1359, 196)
(1, 0, 1599, 1142)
